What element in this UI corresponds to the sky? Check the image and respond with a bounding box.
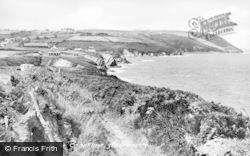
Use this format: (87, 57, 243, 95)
(0, 0, 249, 49)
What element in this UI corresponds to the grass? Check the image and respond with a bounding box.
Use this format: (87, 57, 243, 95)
(0, 51, 24, 58)
(0, 55, 42, 66)
(68, 35, 141, 43)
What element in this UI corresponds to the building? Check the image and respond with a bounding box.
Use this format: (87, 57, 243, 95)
(48, 45, 61, 56)
(0, 42, 5, 47)
(59, 28, 75, 34)
(0, 38, 11, 47)
(23, 43, 49, 48)
(74, 48, 83, 51)
(48, 51, 61, 56)
(85, 46, 96, 53)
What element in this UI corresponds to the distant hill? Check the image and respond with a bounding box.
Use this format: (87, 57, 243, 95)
(56, 30, 242, 54)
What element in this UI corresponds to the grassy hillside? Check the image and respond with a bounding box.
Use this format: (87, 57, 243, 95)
(56, 31, 241, 54)
(209, 35, 242, 51)
(0, 55, 41, 66)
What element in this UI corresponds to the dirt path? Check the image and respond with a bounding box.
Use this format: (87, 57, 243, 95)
(102, 118, 163, 156)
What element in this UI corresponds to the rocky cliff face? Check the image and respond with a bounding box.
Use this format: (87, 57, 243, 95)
(83, 54, 106, 69)
(102, 54, 117, 67)
(53, 58, 74, 68)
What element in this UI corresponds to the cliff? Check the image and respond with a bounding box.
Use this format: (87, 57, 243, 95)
(0, 52, 249, 156)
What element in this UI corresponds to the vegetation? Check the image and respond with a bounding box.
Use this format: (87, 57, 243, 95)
(0, 62, 249, 155)
(0, 56, 42, 66)
(10, 31, 33, 37)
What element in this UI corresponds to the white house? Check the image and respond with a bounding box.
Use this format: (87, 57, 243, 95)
(85, 46, 96, 53)
(48, 45, 61, 56)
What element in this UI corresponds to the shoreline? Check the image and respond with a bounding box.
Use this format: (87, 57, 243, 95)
(108, 53, 212, 82)
(108, 51, 249, 82)
(108, 52, 250, 115)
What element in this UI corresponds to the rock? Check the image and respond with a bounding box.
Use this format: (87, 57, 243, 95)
(61, 120, 73, 137)
(84, 54, 106, 68)
(102, 54, 117, 67)
(115, 55, 129, 64)
(207, 127, 217, 140)
(53, 59, 73, 68)
(20, 64, 34, 71)
(146, 107, 154, 115)
(95, 58, 106, 67)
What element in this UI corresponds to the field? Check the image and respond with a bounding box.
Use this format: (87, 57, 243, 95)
(68, 35, 141, 43)
(0, 50, 23, 58)
(57, 40, 174, 54)
(57, 32, 232, 54)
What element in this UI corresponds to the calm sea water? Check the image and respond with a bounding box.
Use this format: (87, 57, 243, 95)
(112, 52, 250, 114)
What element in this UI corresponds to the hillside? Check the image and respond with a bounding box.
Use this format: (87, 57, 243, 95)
(56, 31, 242, 55)
(0, 52, 249, 156)
(0, 30, 242, 57)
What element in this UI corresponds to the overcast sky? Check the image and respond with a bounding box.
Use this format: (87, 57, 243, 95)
(0, 0, 249, 49)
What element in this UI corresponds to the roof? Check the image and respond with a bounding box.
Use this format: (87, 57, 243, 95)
(23, 43, 49, 48)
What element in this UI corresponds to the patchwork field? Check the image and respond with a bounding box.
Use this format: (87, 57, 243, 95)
(68, 35, 141, 43)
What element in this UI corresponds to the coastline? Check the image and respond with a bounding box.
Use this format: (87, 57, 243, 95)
(108, 52, 250, 115)
(0, 52, 250, 155)
(108, 55, 162, 82)
(108, 50, 250, 84)
(108, 53, 206, 83)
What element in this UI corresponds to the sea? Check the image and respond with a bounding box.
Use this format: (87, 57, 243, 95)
(109, 52, 250, 115)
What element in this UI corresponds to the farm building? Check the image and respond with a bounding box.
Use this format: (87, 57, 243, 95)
(48, 45, 61, 56)
(23, 43, 49, 48)
(48, 51, 61, 56)
(85, 46, 96, 53)
(0, 39, 12, 47)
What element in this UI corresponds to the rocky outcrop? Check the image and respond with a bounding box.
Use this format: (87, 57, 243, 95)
(122, 49, 173, 58)
(53, 58, 74, 68)
(83, 54, 106, 68)
(102, 54, 117, 67)
(114, 54, 129, 64)
(20, 64, 34, 71)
